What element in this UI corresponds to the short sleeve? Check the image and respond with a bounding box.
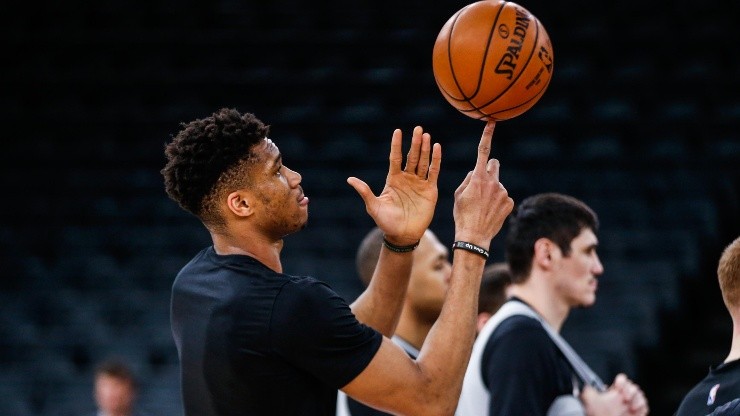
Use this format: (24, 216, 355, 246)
(481, 316, 573, 415)
(270, 278, 382, 388)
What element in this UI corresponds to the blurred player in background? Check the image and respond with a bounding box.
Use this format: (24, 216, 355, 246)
(93, 358, 140, 416)
(476, 262, 512, 333)
(675, 236, 740, 416)
(457, 193, 649, 416)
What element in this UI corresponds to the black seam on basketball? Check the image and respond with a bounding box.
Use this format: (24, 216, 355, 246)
(460, 10, 543, 114)
(468, 66, 550, 119)
(437, 78, 474, 104)
(469, 1, 508, 101)
(489, 76, 550, 118)
(446, 5, 472, 101)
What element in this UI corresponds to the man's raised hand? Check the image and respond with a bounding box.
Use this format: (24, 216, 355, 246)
(348, 126, 441, 246)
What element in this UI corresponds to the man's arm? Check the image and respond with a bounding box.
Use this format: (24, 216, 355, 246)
(349, 247, 413, 337)
(347, 126, 440, 336)
(342, 122, 515, 415)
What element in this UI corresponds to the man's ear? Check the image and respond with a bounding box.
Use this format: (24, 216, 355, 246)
(533, 238, 556, 270)
(225, 190, 255, 218)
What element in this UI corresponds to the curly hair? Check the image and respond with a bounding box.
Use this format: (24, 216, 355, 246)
(162, 108, 269, 227)
(505, 193, 599, 283)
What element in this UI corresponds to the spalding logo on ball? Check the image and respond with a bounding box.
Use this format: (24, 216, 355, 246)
(432, 0, 554, 121)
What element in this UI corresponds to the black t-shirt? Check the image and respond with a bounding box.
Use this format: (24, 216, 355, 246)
(171, 247, 383, 416)
(675, 358, 740, 416)
(481, 312, 576, 415)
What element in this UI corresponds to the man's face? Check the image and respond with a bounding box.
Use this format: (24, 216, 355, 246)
(552, 228, 604, 308)
(95, 375, 135, 415)
(248, 138, 309, 238)
(406, 230, 452, 321)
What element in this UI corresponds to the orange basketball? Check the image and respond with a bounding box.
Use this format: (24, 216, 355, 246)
(432, 0, 554, 121)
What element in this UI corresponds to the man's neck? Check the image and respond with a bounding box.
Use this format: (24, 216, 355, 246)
(211, 230, 284, 273)
(726, 319, 740, 363)
(508, 283, 570, 332)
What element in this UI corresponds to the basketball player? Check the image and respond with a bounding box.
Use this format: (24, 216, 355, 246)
(93, 359, 140, 416)
(457, 193, 649, 416)
(476, 262, 512, 332)
(162, 108, 513, 415)
(675, 236, 740, 415)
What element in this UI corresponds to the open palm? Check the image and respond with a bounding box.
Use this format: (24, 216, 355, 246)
(348, 126, 441, 246)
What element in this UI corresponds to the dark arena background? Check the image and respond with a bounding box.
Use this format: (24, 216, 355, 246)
(2, 0, 738, 414)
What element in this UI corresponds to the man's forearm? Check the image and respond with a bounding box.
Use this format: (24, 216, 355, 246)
(350, 248, 413, 336)
(414, 250, 485, 413)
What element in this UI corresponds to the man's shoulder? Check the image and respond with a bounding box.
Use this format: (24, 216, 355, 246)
(676, 362, 740, 416)
(276, 275, 335, 300)
(491, 314, 545, 340)
(482, 314, 556, 362)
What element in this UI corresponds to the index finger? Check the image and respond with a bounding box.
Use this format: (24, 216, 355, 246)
(474, 120, 496, 174)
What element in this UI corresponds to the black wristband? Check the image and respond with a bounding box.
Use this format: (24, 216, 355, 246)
(382, 236, 420, 253)
(452, 241, 489, 259)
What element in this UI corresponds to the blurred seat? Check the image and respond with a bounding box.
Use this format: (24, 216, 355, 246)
(555, 59, 593, 85)
(568, 285, 660, 350)
(508, 134, 562, 162)
(316, 132, 371, 162)
(53, 252, 132, 291)
(704, 135, 740, 163)
(599, 228, 700, 277)
(590, 98, 637, 123)
(602, 259, 680, 313)
(573, 134, 624, 162)
(658, 100, 701, 122)
(640, 136, 690, 163)
(125, 253, 192, 291)
(139, 365, 183, 416)
(331, 99, 388, 124)
(0, 382, 34, 416)
(525, 98, 573, 124)
(401, 101, 448, 126)
(610, 59, 657, 84)
(41, 381, 93, 416)
(587, 198, 651, 228)
(653, 198, 719, 237)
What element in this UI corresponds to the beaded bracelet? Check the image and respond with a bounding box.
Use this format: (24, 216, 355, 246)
(382, 236, 420, 253)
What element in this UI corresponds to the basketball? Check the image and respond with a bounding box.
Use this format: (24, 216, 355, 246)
(432, 0, 554, 121)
